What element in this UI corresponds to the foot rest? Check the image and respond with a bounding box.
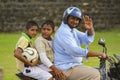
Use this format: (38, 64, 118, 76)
(16, 72, 37, 80)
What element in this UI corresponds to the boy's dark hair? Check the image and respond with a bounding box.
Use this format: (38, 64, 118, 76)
(41, 20, 55, 30)
(26, 20, 39, 30)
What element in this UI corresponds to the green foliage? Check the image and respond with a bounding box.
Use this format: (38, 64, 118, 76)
(0, 30, 120, 79)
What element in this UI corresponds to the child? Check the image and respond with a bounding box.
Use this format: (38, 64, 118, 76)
(34, 20, 66, 80)
(14, 20, 39, 72)
(14, 21, 53, 80)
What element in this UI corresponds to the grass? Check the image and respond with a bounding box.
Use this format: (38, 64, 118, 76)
(0, 33, 21, 80)
(0, 29, 120, 80)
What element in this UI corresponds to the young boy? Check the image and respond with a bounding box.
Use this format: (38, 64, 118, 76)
(34, 20, 66, 80)
(14, 20, 39, 72)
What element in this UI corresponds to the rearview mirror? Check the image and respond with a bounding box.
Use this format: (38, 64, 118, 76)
(98, 38, 105, 47)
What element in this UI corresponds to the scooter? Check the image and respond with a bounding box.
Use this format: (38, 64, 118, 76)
(98, 38, 120, 80)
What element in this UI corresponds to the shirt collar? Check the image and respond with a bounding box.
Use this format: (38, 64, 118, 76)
(22, 32, 31, 42)
(61, 22, 74, 32)
(40, 35, 52, 41)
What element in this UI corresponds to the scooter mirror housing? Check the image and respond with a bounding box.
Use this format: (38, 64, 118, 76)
(98, 38, 106, 47)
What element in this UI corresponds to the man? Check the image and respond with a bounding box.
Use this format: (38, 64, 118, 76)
(53, 7, 107, 80)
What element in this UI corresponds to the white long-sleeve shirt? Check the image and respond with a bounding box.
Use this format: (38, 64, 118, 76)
(34, 36, 54, 68)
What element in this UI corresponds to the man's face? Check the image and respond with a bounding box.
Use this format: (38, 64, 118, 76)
(67, 15, 80, 29)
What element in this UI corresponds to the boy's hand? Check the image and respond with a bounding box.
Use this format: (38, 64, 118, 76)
(31, 59, 38, 66)
(50, 65, 67, 80)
